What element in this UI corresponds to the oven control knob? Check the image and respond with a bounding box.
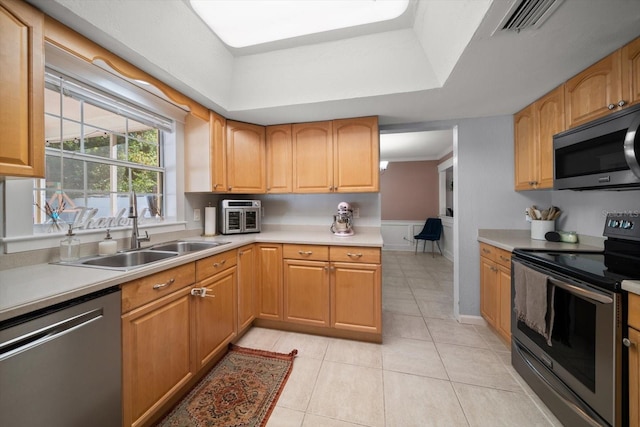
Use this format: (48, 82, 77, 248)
(624, 338, 635, 347)
(622, 221, 634, 229)
(608, 219, 620, 228)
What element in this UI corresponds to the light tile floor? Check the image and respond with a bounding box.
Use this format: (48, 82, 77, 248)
(236, 252, 563, 427)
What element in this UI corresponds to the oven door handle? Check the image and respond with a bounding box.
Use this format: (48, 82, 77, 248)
(547, 277, 613, 304)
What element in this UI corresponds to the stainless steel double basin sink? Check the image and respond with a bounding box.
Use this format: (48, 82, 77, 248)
(61, 240, 230, 271)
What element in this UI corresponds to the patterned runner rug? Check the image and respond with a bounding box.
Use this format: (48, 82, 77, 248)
(157, 344, 298, 427)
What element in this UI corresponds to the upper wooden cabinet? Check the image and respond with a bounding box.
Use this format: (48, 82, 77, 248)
(185, 111, 227, 192)
(333, 116, 379, 193)
(515, 87, 564, 191)
(622, 37, 640, 108)
(0, 0, 44, 178)
(514, 104, 535, 191)
(266, 124, 293, 193)
(293, 121, 334, 193)
(565, 50, 623, 128)
(226, 120, 266, 193)
(292, 117, 380, 193)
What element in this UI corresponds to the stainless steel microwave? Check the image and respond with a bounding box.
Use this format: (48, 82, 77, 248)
(220, 200, 261, 234)
(553, 103, 640, 190)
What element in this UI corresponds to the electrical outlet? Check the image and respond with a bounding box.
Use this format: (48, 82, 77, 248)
(193, 208, 201, 221)
(352, 207, 360, 218)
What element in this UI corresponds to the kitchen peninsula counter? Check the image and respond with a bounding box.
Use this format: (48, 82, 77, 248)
(0, 226, 383, 322)
(478, 229, 604, 252)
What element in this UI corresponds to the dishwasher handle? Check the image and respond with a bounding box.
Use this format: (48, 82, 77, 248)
(0, 308, 103, 361)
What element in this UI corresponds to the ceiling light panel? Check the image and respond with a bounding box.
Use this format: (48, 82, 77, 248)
(190, 0, 410, 48)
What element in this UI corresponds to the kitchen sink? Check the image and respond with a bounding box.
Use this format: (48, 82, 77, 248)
(58, 240, 230, 271)
(148, 241, 229, 254)
(76, 250, 178, 270)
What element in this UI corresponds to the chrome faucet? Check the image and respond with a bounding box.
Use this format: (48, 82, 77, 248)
(129, 191, 150, 249)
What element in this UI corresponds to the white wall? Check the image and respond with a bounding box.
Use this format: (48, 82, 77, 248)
(455, 116, 551, 318)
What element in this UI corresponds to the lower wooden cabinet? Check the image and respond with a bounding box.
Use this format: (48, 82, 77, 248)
(256, 243, 284, 320)
(276, 244, 382, 338)
(284, 258, 331, 327)
(122, 286, 195, 427)
(237, 244, 256, 332)
(479, 243, 511, 343)
(193, 265, 237, 369)
(628, 293, 640, 427)
(331, 262, 381, 334)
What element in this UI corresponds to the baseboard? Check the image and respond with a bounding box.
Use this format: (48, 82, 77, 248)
(458, 314, 487, 326)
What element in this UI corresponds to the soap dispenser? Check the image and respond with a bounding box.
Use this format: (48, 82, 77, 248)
(60, 224, 80, 261)
(99, 229, 117, 256)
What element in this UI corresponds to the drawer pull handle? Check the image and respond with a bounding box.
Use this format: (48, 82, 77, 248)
(191, 287, 216, 298)
(153, 278, 175, 289)
(499, 256, 510, 262)
(213, 260, 227, 267)
(347, 252, 363, 258)
(482, 248, 490, 254)
(298, 251, 313, 255)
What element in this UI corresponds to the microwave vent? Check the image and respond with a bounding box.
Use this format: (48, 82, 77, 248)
(496, 0, 563, 33)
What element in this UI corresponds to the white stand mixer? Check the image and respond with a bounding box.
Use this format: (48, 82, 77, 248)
(330, 202, 354, 236)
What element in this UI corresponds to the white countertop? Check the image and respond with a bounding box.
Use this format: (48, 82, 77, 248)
(623, 280, 640, 296)
(477, 229, 604, 252)
(0, 227, 383, 322)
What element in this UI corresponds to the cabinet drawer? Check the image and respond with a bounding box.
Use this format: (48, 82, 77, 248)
(630, 293, 640, 330)
(479, 243, 497, 261)
(283, 244, 329, 261)
(495, 248, 512, 269)
(330, 246, 381, 264)
(121, 263, 196, 313)
(196, 250, 237, 281)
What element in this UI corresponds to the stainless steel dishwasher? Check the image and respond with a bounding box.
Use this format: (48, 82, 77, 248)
(0, 287, 122, 427)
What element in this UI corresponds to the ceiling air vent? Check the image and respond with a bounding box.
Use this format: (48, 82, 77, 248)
(497, 0, 563, 33)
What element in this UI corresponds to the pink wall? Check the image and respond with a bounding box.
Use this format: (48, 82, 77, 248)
(380, 160, 439, 220)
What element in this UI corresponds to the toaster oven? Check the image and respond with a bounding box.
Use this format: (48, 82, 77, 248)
(220, 200, 261, 234)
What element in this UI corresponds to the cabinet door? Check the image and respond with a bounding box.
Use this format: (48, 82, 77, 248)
(122, 287, 194, 427)
(497, 264, 512, 343)
(193, 267, 237, 369)
(284, 259, 330, 327)
(534, 87, 565, 189)
(266, 124, 292, 193)
(622, 37, 640, 108)
(331, 262, 381, 333)
(332, 116, 379, 192)
(293, 121, 333, 193)
(210, 111, 227, 192)
(237, 244, 256, 332)
(630, 327, 640, 427)
(565, 51, 622, 128)
(184, 111, 227, 192)
(0, 0, 44, 178)
(480, 257, 498, 328)
(226, 120, 266, 193)
(256, 243, 283, 320)
(514, 105, 536, 191)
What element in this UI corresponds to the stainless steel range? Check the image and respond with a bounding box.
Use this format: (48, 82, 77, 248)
(511, 213, 640, 427)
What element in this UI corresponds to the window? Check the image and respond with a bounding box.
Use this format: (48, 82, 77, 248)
(35, 71, 172, 232)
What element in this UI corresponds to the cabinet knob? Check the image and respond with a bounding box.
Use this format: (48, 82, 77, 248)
(618, 100, 627, 108)
(623, 338, 635, 347)
(608, 103, 616, 110)
(228, 187, 232, 191)
(153, 278, 175, 289)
